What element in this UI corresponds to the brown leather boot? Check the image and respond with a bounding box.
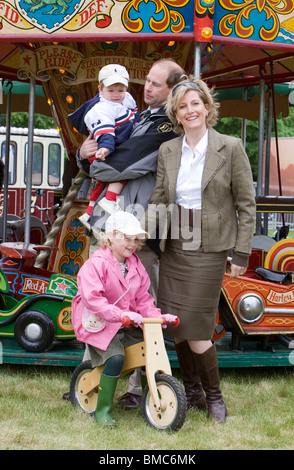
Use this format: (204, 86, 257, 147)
(193, 344, 227, 423)
(175, 341, 206, 410)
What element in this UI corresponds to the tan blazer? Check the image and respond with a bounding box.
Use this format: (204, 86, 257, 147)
(145, 128, 256, 255)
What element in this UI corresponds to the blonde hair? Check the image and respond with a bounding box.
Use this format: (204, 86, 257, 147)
(98, 230, 111, 248)
(165, 75, 220, 134)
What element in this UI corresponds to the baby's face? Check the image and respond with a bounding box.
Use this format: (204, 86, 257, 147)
(100, 84, 127, 103)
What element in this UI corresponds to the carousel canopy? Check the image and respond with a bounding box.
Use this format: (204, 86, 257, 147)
(0, 0, 293, 154)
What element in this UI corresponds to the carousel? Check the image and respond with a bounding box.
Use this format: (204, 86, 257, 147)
(0, 0, 294, 367)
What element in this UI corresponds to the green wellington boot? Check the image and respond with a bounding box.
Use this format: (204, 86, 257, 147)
(95, 373, 119, 428)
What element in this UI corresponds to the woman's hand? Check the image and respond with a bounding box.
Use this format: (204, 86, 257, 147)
(230, 263, 247, 278)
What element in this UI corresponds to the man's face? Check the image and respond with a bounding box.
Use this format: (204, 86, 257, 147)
(144, 63, 171, 109)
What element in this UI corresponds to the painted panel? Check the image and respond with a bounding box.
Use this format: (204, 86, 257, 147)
(213, 0, 294, 48)
(0, 0, 194, 39)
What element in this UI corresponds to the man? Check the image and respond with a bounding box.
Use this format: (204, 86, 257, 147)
(75, 58, 186, 408)
(78, 58, 185, 219)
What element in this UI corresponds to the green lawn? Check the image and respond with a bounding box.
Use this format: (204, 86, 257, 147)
(1, 363, 294, 450)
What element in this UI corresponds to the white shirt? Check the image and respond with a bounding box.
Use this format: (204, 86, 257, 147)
(175, 130, 208, 209)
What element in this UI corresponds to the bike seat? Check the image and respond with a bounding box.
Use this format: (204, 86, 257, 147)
(254, 266, 293, 284)
(6, 219, 25, 230)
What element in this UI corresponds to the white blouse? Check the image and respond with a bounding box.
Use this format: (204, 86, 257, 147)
(175, 130, 208, 209)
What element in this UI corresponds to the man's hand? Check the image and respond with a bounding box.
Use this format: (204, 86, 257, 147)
(80, 134, 98, 159)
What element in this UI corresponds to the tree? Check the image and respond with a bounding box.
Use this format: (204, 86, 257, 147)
(0, 112, 56, 129)
(215, 107, 294, 180)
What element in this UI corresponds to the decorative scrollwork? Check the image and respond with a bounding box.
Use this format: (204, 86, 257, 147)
(218, 0, 294, 41)
(117, 0, 189, 33)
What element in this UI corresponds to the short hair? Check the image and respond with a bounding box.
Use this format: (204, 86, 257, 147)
(150, 59, 185, 89)
(165, 75, 220, 133)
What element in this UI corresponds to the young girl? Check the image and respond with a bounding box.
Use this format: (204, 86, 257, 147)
(71, 211, 177, 427)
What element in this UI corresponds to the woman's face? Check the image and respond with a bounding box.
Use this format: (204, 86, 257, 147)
(176, 89, 209, 134)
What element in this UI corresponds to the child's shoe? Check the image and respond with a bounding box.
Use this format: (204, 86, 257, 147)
(78, 213, 91, 231)
(98, 197, 121, 215)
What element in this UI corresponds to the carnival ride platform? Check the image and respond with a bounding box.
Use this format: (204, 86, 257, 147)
(1, 334, 294, 369)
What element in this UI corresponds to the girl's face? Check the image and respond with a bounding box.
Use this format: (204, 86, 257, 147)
(99, 83, 127, 103)
(109, 232, 141, 262)
(176, 89, 209, 134)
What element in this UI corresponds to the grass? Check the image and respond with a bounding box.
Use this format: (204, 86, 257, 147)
(1, 364, 294, 450)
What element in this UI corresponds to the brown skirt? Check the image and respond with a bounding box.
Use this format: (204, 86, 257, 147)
(158, 237, 228, 341)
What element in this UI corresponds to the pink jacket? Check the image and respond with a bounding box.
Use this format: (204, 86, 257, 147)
(71, 246, 162, 351)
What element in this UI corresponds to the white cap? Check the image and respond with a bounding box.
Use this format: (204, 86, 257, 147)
(98, 64, 129, 88)
(105, 212, 150, 239)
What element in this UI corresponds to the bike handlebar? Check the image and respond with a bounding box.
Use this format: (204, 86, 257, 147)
(121, 316, 180, 328)
(20, 203, 59, 215)
(33, 203, 60, 212)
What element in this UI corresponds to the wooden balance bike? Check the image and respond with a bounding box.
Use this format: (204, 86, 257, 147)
(69, 316, 187, 431)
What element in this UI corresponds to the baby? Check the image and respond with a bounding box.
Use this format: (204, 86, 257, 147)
(69, 64, 140, 222)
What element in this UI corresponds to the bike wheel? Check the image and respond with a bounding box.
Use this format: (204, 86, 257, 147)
(69, 361, 98, 415)
(142, 374, 187, 432)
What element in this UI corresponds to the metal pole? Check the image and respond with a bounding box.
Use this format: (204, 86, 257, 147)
(2, 82, 12, 242)
(241, 88, 247, 149)
(264, 88, 273, 196)
(24, 75, 36, 247)
(263, 88, 273, 235)
(194, 42, 202, 79)
(256, 77, 265, 234)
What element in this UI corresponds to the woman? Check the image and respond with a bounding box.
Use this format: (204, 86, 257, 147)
(146, 77, 256, 422)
